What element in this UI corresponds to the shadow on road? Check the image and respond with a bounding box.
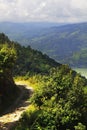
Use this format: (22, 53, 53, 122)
(0, 85, 33, 130)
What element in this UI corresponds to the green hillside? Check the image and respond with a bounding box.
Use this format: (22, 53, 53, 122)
(29, 23, 87, 67)
(0, 33, 60, 76)
(0, 33, 60, 114)
(0, 22, 87, 67)
(13, 65, 87, 130)
(0, 34, 87, 129)
(1, 22, 87, 67)
(13, 43, 60, 76)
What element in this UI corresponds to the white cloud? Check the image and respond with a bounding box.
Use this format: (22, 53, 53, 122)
(0, 0, 87, 23)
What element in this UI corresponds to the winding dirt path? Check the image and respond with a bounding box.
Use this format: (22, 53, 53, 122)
(0, 82, 33, 130)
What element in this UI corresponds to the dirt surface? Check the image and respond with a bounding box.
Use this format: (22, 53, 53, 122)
(0, 82, 33, 130)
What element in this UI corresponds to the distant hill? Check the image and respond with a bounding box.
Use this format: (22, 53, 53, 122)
(0, 22, 65, 44)
(0, 22, 87, 67)
(28, 22, 87, 67)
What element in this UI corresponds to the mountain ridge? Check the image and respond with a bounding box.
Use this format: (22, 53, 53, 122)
(0, 22, 87, 67)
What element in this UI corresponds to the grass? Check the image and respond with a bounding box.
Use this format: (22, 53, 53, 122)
(84, 87, 87, 94)
(14, 75, 41, 91)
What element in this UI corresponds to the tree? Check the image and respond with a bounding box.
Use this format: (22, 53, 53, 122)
(74, 123, 86, 130)
(0, 44, 17, 114)
(0, 44, 17, 71)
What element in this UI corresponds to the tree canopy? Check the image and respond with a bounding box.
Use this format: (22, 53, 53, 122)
(0, 43, 18, 114)
(14, 65, 87, 130)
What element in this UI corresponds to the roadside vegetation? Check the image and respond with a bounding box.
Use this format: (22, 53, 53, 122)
(13, 65, 87, 130)
(0, 42, 19, 115)
(0, 33, 87, 129)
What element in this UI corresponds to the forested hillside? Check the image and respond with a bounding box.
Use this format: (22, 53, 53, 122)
(0, 33, 60, 76)
(13, 43, 60, 76)
(0, 33, 60, 114)
(14, 65, 87, 130)
(28, 22, 87, 67)
(0, 22, 87, 67)
(0, 33, 87, 129)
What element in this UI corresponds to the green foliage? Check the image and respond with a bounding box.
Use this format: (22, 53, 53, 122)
(71, 48, 87, 67)
(0, 33, 60, 76)
(0, 43, 18, 114)
(0, 33, 87, 129)
(74, 123, 86, 130)
(14, 65, 87, 130)
(20, 23, 87, 68)
(0, 33, 10, 44)
(13, 43, 60, 76)
(0, 44, 17, 71)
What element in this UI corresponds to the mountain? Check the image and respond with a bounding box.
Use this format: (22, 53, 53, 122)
(28, 22, 87, 67)
(13, 43, 60, 76)
(0, 22, 65, 44)
(0, 22, 87, 67)
(0, 33, 60, 75)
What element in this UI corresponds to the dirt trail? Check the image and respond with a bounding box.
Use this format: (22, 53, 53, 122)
(0, 82, 33, 130)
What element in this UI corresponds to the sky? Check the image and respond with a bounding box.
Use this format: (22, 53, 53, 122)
(0, 0, 87, 23)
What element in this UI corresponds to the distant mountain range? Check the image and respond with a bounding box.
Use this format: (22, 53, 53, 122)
(0, 22, 65, 42)
(0, 22, 87, 67)
(29, 22, 87, 67)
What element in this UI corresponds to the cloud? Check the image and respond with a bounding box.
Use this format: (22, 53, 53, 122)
(0, 0, 87, 23)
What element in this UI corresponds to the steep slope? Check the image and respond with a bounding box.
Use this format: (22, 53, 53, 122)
(0, 33, 60, 117)
(0, 34, 87, 130)
(29, 23, 87, 67)
(13, 43, 60, 76)
(0, 22, 87, 67)
(0, 32, 60, 115)
(0, 33, 60, 76)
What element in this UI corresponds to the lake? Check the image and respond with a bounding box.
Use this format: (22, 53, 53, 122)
(73, 68, 87, 78)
